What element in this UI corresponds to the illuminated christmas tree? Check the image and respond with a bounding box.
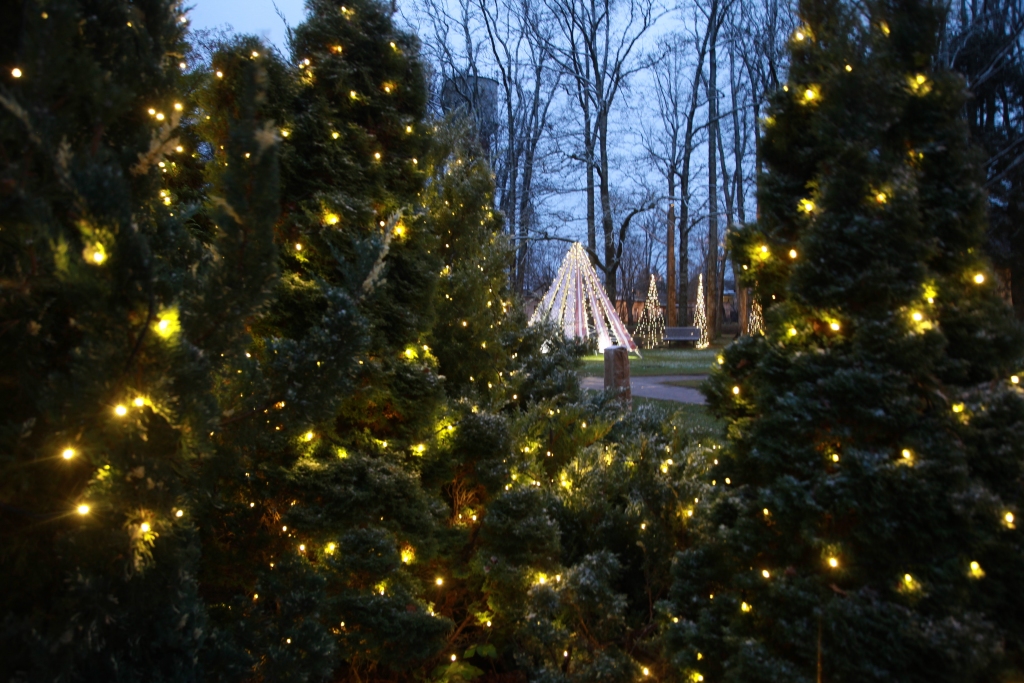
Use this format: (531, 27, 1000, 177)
(671, 0, 1024, 680)
(531, 242, 639, 354)
(694, 273, 710, 349)
(748, 294, 764, 335)
(0, 2, 281, 679)
(635, 274, 666, 348)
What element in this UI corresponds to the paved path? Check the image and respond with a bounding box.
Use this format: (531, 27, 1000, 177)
(581, 375, 707, 404)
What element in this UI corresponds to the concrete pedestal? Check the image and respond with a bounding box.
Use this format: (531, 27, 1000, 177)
(603, 346, 631, 402)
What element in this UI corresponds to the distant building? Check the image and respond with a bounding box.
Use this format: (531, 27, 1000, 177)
(440, 74, 499, 152)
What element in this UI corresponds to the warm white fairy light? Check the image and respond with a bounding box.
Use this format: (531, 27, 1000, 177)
(694, 273, 709, 349)
(62, 448, 75, 460)
(748, 295, 764, 335)
(529, 242, 639, 354)
(635, 274, 665, 348)
(76, 504, 90, 515)
(12, 68, 23, 78)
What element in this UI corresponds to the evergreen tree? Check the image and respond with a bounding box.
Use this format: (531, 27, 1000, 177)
(669, 1, 1024, 681)
(0, 2, 280, 680)
(191, 2, 456, 679)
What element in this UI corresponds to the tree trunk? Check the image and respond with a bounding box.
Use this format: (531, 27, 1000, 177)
(599, 108, 617, 302)
(706, 11, 720, 340)
(667, 170, 677, 326)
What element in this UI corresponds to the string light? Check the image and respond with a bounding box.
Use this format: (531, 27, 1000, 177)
(216, 71, 223, 78)
(435, 577, 444, 586)
(12, 68, 23, 78)
(741, 602, 751, 612)
(828, 557, 839, 568)
(829, 321, 841, 331)
(973, 273, 985, 284)
(295, 243, 303, 251)
(789, 249, 798, 258)
(529, 242, 639, 354)
(62, 448, 75, 460)
(304, 431, 314, 441)
(762, 569, 770, 578)
(748, 296, 764, 335)
(635, 274, 665, 348)
(114, 405, 128, 417)
(694, 273, 710, 349)
(845, 64, 852, 72)
(969, 561, 985, 578)
(331, 131, 340, 139)
(1004, 512, 1015, 528)
(731, 386, 740, 395)
(1011, 375, 1019, 384)
(140, 522, 151, 532)
(76, 504, 90, 515)
(799, 198, 816, 213)
(175, 510, 184, 517)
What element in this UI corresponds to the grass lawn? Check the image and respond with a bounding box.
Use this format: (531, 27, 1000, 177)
(631, 398, 724, 434)
(580, 336, 733, 377)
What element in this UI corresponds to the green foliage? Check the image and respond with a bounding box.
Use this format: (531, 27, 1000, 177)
(673, 1, 1024, 681)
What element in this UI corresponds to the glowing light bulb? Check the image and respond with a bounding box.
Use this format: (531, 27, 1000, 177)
(762, 569, 770, 578)
(831, 453, 840, 462)
(1011, 375, 1019, 384)
(406, 125, 413, 133)
(216, 71, 223, 78)
(788, 327, 797, 336)
(789, 249, 798, 258)
(133, 397, 145, 407)
(179, 62, 187, 69)
(12, 68, 23, 78)
(741, 602, 751, 612)
(1005, 512, 1015, 525)
(451, 654, 457, 662)
(251, 51, 259, 58)
(140, 522, 151, 532)
(304, 431, 314, 441)
(295, 243, 302, 251)
(331, 131, 340, 139)
(763, 508, 769, 516)
(76, 504, 90, 515)
(173, 102, 183, 111)
(969, 561, 985, 578)
(795, 30, 805, 40)
(902, 449, 912, 459)
(62, 448, 75, 460)
(800, 198, 816, 213)
(148, 108, 156, 116)
(114, 405, 128, 417)
(803, 88, 817, 101)
(830, 322, 841, 331)
(350, 90, 357, 99)
(952, 403, 965, 413)
(845, 64, 852, 72)
(912, 312, 923, 322)
(973, 273, 985, 284)
(828, 557, 839, 568)
(374, 152, 381, 160)
(876, 192, 887, 203)
(760, 245, 768, 253)
(643, 668, 650, 676)
(325, 213, 339, 225)
(732, 386, 740, 395)
(435, 577, 443, 586)
(175, 509, 184, 517)
(326, 542, 336, 554)
(299, 544, 306, 552)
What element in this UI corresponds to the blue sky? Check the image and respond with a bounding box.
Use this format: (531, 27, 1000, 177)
(186, 0, 309, 53)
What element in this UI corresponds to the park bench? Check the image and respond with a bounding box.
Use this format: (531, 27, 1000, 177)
(663, 326, 701, 344)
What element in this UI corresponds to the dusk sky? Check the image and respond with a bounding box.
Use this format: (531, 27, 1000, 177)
(187, 0, 309, 52)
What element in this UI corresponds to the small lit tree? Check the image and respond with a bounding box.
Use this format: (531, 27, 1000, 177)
(669, 0, 1024, 680)
(694, 273, 710, 349)
(636, 274, 666, 348)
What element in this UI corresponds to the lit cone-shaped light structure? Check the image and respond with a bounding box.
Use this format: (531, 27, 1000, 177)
(694, 273, 710, 349)
(531, 242, 639, 354)
(635, 274, 665, 349)
(748, 294, 764, 335)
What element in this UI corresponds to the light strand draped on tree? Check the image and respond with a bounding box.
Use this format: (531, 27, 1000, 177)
(635, 274, 666, 348)
(693, 273, 710, 349)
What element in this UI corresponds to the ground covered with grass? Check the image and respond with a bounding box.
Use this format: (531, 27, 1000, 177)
(580, 338, 733, 377)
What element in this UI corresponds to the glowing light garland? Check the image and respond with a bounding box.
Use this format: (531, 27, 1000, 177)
(748, 295, 764, 335)
(530, 242, 639, 354)
(694, 273, 709, 349)
(635, 274, 665, 349)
